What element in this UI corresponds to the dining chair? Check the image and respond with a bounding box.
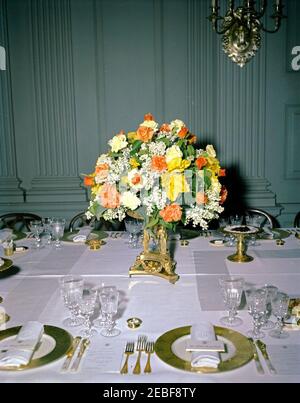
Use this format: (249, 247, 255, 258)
(243, 208, 276, 229)
(294, 212, 300, 228)
(68, 212, 94, 232)
(69, 212, 125, 232)
(0, 212, 42, 232)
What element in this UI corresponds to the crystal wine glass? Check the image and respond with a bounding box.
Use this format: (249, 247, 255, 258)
(42, 217, 53, 245)
(219, 277, 244, 327)
(29, 220, 44, 249)
(260, 284, 278, 330)
(124, 217, 143, 248)
(79, 289, 98, 337)
(246, 288, 267, 339)
(60, 275, 84, 327)
(94, 285, 117, 328)
(99, 288, 120, 337)
(51, 218, 66, 249)
(269, 292, 290, 339)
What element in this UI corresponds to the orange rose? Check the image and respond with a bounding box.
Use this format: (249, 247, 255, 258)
(84, 176, 94, 187)
(220, 185, 228, 204)
(188, 134, 197, 144)
(178, 127, 189, 139)
(144, 113, 154, 121)
(160, 123, 171, 132)
(95, 163, 109, 181)
(151, 156, 167, 172)
(219, 168, 226, 177)
(99, 184, 121, 209)
(159, 204, 182, 223)
(136, 126, 154, 142)
(131, 173, 142, 185)
(195, 156, 207, 170)
(196, 192, 208, 205)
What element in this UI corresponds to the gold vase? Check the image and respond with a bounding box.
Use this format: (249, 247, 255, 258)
(129, 225, 179, 284)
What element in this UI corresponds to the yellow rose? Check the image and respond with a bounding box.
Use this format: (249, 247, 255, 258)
(167, 157, 191, 172)
(206, 144, 216, 158)
(206, 157, 220, 175)
(161, 172, 190, 201)
(127, 132, 137, 142)
(166, 145, 183, 163)
(109, 134, 128, 153)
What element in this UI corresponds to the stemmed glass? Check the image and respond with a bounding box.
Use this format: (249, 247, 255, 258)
(99, 288, 120, 337)
(60, 275, 84, 327)
(29, 220, 44, 249)
(219, 277, 244, 327)
(79, 289, 98, 337)
(94, 285, 117, 328)
(246, 288, 267, 339)
(42, 217, 53, 245)
(124, 217, 143, 248)
(260, 284, 278, 330)
(51, 218, 66, 249)
(269, 292, 290, 339)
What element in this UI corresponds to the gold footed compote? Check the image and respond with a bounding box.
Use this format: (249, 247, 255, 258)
(224, 225, 259, 263)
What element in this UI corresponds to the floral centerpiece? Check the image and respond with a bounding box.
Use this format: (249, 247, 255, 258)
(84, 114, 227, 282)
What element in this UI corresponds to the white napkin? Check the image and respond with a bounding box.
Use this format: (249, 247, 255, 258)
(0, 229, 13, 243)
(0, 259, 4, 267)
(190, 322, 220, 368)
(73, 226, 92, 243)
(0, 321, 44, 367)
(263, 226, 274, 238)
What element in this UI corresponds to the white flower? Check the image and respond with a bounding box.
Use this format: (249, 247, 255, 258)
(109, 134, 128, 153)
(140, 120, 159, 131)
(170, 119, 185, 131)
(206, 145, 216, 158)
(128, 169, 144, 190)
(121, 191, 141, 210)
(165, 145, 183, 163)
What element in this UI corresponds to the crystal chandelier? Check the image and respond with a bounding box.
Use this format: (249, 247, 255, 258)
(208, 1, 286, 67)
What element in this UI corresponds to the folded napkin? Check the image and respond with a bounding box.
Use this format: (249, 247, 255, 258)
(189, 322, 220, 368)
(263, 226, 274, 239)
(73, 226, 92, 243)
(0, 321, 44, 368)
(0, 258, 4, 267)
(0, 229, 13, 243)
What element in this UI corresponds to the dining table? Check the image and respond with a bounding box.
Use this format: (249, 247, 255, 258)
(0, 229, 299, 383)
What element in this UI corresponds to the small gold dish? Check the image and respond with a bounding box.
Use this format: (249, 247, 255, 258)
(180, 240, 189, 247)
(276, 239, 285, 246)
(86, 239, 105, 250)
(127, 317, 142, 329)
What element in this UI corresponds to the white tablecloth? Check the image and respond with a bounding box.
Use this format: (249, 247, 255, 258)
(0, 232, 299, 383)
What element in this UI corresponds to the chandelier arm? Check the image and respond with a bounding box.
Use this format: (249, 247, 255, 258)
(213, 17, 235, 35)
(256, 0, 267, 18)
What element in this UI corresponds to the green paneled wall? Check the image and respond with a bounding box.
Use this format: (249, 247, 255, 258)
(0, 0, 299, 225)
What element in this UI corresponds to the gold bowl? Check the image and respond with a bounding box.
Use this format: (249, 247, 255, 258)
(127, 317, 142, 329)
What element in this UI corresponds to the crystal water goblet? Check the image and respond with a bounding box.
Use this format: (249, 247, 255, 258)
(79, 289, 98, 337)
(29, 220, 44, 249)
(51, 218, 66, 249)
(99, 288, 120, 337)
(42, 217, 53, 245)
(246, 288, 267, 339)
(219, 277, 244, 327)
(124, 217, 143, 248)
(269, 292, 290, 339)
(60, 275, 84, 327)
(260, 284, 278, 330)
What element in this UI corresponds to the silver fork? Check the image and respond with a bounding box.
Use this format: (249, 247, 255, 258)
(133, 335, 147, 375)
(144, 341, 155, 374)
(120, 341, 134, 375)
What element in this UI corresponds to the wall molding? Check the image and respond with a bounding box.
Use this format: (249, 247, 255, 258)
(285, 104, 300, 179)
(0, 0, 23, 203)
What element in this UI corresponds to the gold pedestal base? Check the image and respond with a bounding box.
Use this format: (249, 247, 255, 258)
(0, 296, 3, 304)
(227, 253, 254, 263)
(129, 251, 179, 284)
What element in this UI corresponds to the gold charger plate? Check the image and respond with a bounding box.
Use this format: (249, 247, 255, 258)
(62, 230, 108, 243)
(0, 258, 13, 273)
(155, 325, 253, 374)
(0, 325, 73, 371)
(257, 228, 290, 240)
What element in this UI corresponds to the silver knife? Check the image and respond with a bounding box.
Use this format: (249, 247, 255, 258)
(70, 338, 90, 372)
(61, 336, 82, 372)
(248, 338, 265, 375)
(256, 340, 277, 374)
